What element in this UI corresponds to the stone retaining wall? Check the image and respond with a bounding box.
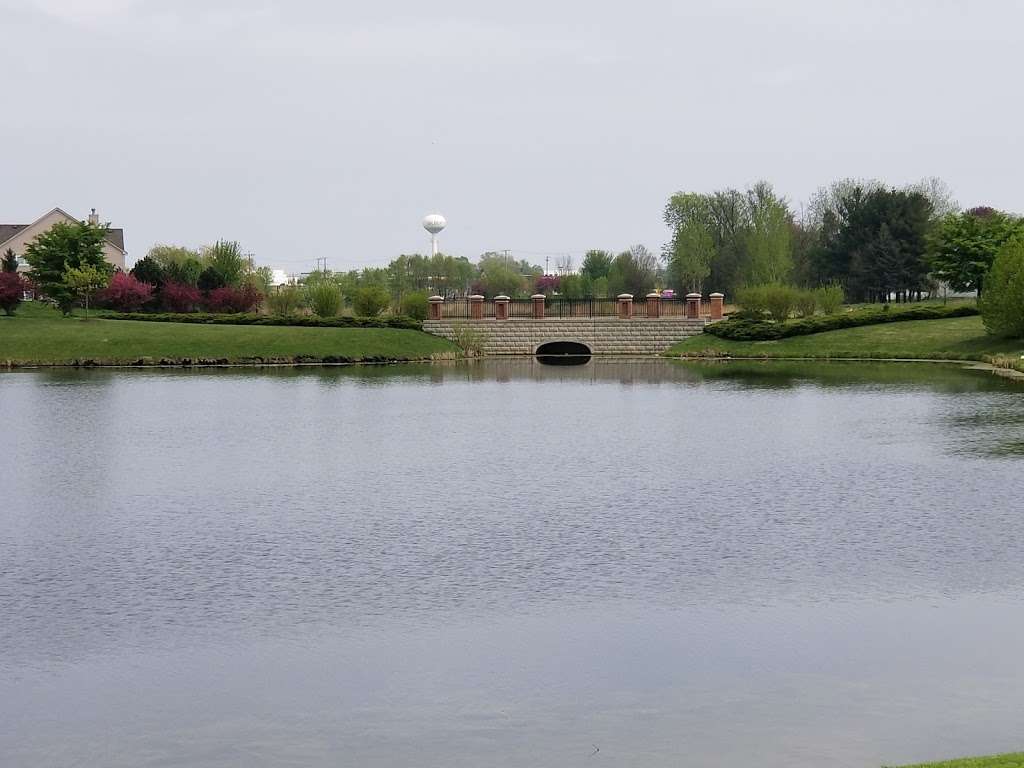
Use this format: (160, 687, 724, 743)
(423, 317, 708, 355)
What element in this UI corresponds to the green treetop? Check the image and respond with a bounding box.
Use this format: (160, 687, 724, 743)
(928, 207, 1024, 296)
(64, 263, 109, 318)
(22, 220, 113, 314)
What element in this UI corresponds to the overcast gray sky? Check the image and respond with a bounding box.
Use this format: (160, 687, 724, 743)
(2, 0, 1022, 272)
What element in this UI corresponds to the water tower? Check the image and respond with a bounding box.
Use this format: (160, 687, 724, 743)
(422, 213, 447, 256)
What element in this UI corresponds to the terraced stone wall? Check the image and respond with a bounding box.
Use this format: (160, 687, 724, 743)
(422, 317, 709, 356)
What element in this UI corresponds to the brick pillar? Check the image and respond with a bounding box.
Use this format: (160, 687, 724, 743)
(469, 294, 485, 320)
(494, 295, 510, 320)
(617, 293, 634, 319)
(428, 295, 444, 321)
(531, 293, 546, 319)
(646, 292, 661, 318)
(709, 292, 724, 320)
(686, 292, 702, 319)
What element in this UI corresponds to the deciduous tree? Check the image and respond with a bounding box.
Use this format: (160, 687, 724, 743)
(980, 236, 1024, 338)
(202, 240, 247, 287)
(22, 220, 113, 314)
(64, 263, 109, 317)
(0, 272, 28, 315)
(664, 193, 715, 292)
(928, 207, 1023, 296)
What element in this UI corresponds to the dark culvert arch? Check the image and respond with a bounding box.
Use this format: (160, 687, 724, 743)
(535, 341, 592, 365)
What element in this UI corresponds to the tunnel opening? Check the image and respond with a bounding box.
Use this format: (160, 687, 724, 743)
(535, 341, 592, 366)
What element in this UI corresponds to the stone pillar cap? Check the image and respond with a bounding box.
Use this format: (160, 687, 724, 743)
(428, 295, 444, 301)
(469, 294, 485, 300)
(494, 295, 511, 301)
(617, 293, 634, 300)
(531, 294, 546, 300)
(686, 292, 702, 299)
(646, 292, 661, 298)
(709, 292, 724, 298)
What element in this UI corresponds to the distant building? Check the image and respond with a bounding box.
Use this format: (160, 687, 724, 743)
(0, 207, 127, 272)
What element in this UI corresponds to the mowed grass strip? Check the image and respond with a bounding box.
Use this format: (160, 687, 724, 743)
(0, 303, 456, 365)
(888, 753, 1024, 768)
(670, 315, 1023, 367)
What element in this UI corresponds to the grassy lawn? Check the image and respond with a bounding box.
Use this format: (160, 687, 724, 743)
(889, 753, 1024, 768)
(0, 302, 457, 366)
(670, 315, 1023, 371)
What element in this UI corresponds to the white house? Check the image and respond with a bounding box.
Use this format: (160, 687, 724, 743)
(0, 207, 127, 272)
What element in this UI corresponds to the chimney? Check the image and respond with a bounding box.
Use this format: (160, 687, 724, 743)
(88, 208, 99, 225)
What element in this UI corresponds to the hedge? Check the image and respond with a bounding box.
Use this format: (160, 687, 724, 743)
(103, 312, 423, 331)
(706, 304, 979, 342)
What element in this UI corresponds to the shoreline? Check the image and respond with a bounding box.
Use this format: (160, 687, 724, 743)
(667, 353, 1024, 380)
(4, 352, 1023, 382)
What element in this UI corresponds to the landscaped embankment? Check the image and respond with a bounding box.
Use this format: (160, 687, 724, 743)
(669, 314, 1024, 374)
(0, 304, 457, 367)
(891, 752, 1024, 768)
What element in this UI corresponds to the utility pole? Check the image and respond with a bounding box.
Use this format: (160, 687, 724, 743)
(545, 255, 550, 275)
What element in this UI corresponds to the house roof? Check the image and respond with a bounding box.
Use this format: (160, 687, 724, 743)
(0, 224, 27, 245)
(0, 208, 126, 254)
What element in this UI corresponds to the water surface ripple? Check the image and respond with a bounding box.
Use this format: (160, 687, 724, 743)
(2, 360, 1022, 767)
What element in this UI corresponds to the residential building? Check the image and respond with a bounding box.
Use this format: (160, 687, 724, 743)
(0, 207, 127, 272)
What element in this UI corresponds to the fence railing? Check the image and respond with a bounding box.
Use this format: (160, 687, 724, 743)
(436, 296, 718, 319)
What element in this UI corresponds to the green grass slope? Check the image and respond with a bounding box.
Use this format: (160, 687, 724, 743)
(0, 303, 457, 366)
(670, 316, 1023, 368)
(889, 753, 1024, 768)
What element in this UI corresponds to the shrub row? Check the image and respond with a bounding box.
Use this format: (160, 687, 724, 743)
(103, 312, 423, 330)
(735, 282, 845, 321)
(706, 303, 979, 341)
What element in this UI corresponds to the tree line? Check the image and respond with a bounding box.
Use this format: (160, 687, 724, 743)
(663, 177, 1024, 302)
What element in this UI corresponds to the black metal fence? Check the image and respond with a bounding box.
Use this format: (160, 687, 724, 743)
(438, 297, 707, 319)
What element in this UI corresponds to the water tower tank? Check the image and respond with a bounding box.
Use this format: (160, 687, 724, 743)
(422, 214, 447, 235)
(422, 213, 446, 255)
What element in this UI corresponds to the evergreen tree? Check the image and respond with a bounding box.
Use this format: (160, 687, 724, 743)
(1, 248, 17, 273)
(130, 255, 166, 287)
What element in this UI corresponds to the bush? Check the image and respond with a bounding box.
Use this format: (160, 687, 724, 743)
(161, 281, 203, 313)
(352, 285, 391, 317)
(795, 290, 817, 318)
(451, 322, 486, 356)
(266, 287, 303, 316)
(399, 291, 429, 321)
(103, 312, 422, 330)
(980, 236, 1024, 338)
(0, 272, 29, 315)
(305, 281, 342, 317)
(706, 303, 979, 341)
(735, 284, 768, 319)
(762, 284, 800, 322)
(738, 283, 804, 322)
(815, 282, 845, 315)
(206, 285, 262, 313)
(98, 272, 154, 312)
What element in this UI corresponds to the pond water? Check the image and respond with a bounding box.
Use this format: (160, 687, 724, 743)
(2, 360, 1023, 767)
